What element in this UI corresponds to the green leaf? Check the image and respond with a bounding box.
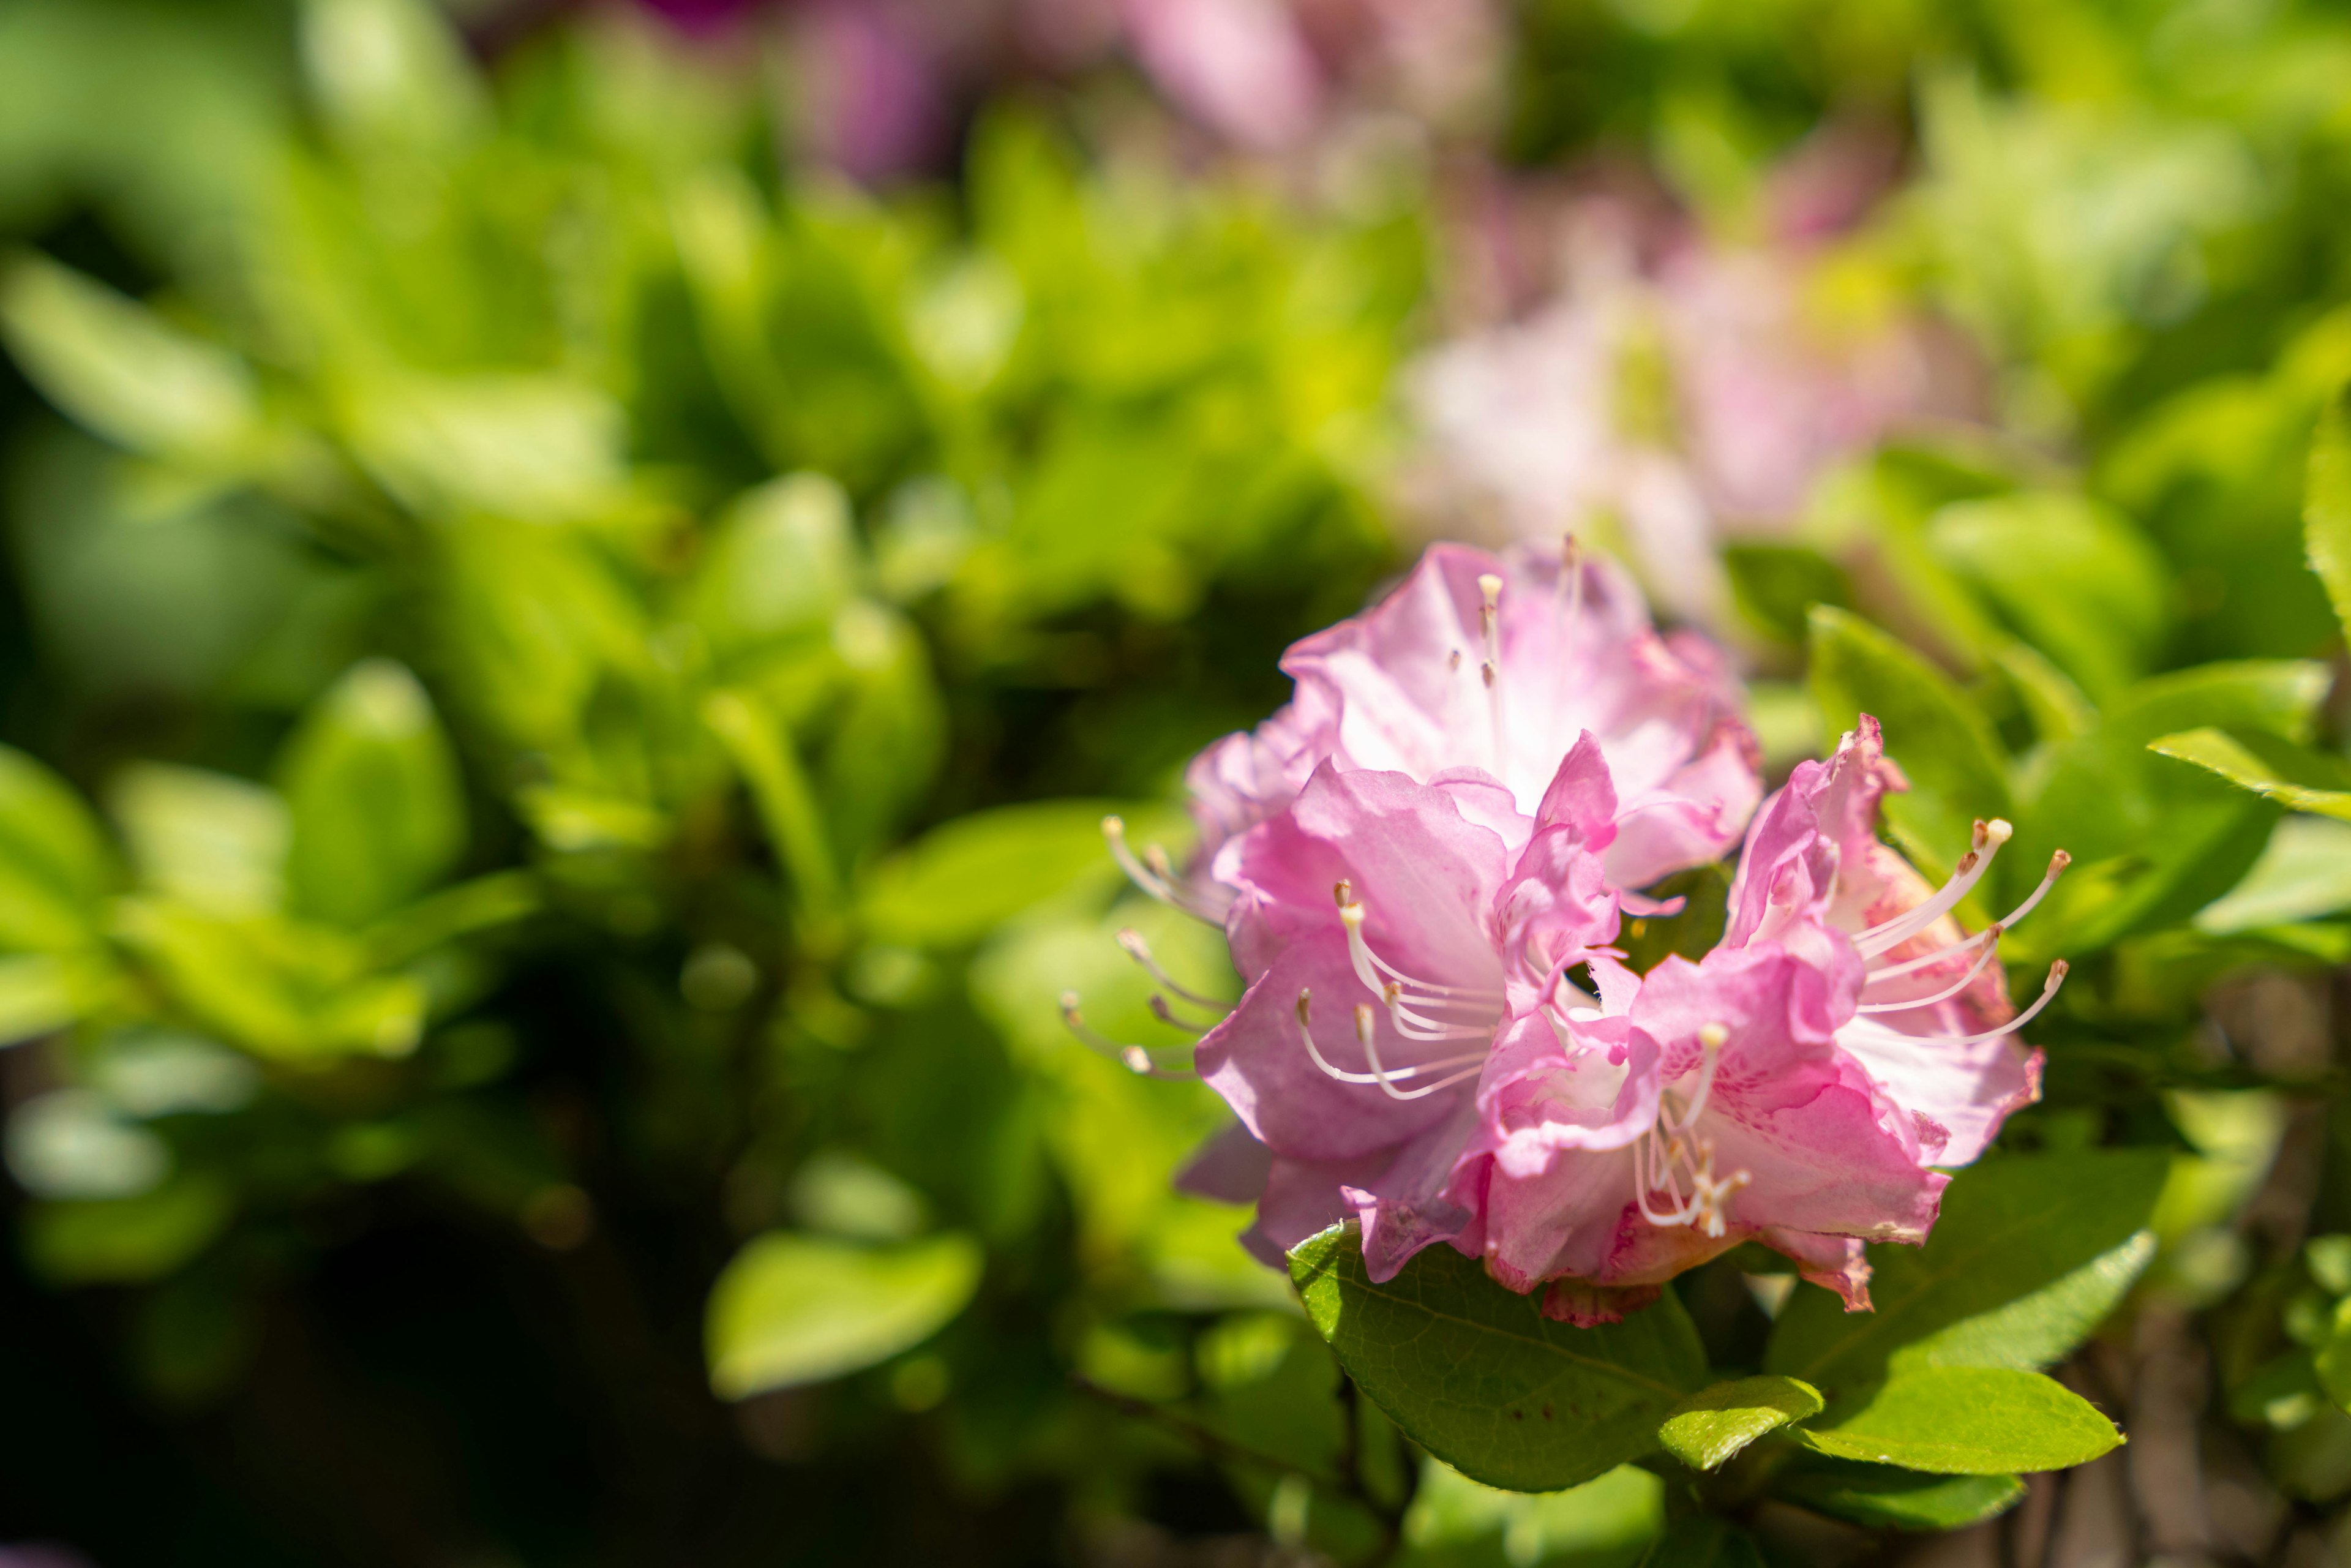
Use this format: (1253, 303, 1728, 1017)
(684, 474, 860, 659)
(1807, 606, 2011, 881)
(1799, 1367, 2122, 1475)
(1657, 1375, 1823, 1472)
(280, 660, 466, 928)
(2196, 817, 2351, 933)
(1767, 1150, 2167, 1397)
(111, 901, 424, 1062)
(0, 744, 118, 952)
(1773, 1455, 2027, 1531)
(1722, 542, 1853, 645)
(299, 0, 484, 155)
(705, 1231, 984, 1399)
(1927, 493, 2169, 700)
(703, 689, 839, 916)
(111, 763, 288, 917)
(336, 370, 629, 525)
(2149, 727, 2351, 821)
(2003, 662, 2328, 959)
(858, 800, 1182, 948)
(2317, 1300, 2351, 1413)
(2306, 386, 2351, 642)
(21, 1172, 235, 1285)
(1288, 1224, 1707, 1493)
(0, 252, 264, 467)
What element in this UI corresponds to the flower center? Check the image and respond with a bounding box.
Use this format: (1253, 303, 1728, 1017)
(1637, 1021, 1750, 1239)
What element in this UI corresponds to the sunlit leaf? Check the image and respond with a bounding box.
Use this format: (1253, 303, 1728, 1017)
(705, 1230, 984, 1398)
(1799, 1367, 2121, 1475)
(1768, 1150, 2167, 1397)
(1657, 1375, 1823, 1472)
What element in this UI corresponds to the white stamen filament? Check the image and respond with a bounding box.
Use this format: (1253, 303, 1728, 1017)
(1148, 994, 1205, 1034)
(1337, 899, 1504, 1007)
(1101, 816, 1225, 923)
(1637, 1022, 1749, 1238)
(1854, 819, 2011, 959)
(1116, 927, 1227, 1013)
(1295, 990, 1486, 1096)
(1060, 991, 1196, 1079)
(1854, 929, 2004, 1013)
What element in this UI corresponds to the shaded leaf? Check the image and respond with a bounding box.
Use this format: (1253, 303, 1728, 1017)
(2307, 386, 2351, 642)
(280, 660, 466, 928)
(1774, 1455, 2027, 1531)
(1289, 1224, 1707, 1493)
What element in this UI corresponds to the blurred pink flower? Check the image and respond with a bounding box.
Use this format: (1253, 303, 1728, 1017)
(1406, 155, 1976, 623)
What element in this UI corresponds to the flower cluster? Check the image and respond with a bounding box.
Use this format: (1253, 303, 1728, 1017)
(1078, 542, 2061, 1321)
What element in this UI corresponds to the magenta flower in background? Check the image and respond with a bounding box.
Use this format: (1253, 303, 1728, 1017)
(1404, 141, 1981, 624)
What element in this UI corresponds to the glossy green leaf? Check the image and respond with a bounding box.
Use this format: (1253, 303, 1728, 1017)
(2307, 386, 2351, 642)
(705, 1231, 984, 1399)
(280, 660, 465, 928)
(1657, 1375, 1823, 1471)
(110, 901, 424, 1062)
(703, 689, 838, 915)
(1774, 1455, 2027, 1531)
(1288, 1224, 1707, 1493)
(1768, 1150, 2167, 1397)
(2196, 817, 2351, 933)
(1807, 606, 2010, 881)
(1799, 1367, 2122, 1475)
(2149, 726, 2351, 821)
(299, 0, 484, 154)
(2002, 662, 2327, 959)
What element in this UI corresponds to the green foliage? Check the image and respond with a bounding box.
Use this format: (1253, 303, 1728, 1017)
(1656, 1376, 1823, 1472)
(1766, 1151, 2167, 1397)
(1771, 1458, 2027, 1531)
(704, 1230, 986, 1399)
(1798, 1366, 2123, 1475)
(1289, 1225, 1708, 1493)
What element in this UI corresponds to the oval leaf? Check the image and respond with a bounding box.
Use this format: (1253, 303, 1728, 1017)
(1288, 1224, 1707, 1494)
(1658, 1375, 1823, 1472)
(1799, 1367, 2122, 1476)
(706, 1231, 983, 1400)
(1768, 1150, 2167, 1397)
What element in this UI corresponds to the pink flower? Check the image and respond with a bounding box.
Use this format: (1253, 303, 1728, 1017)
(1453, 717, 2061, 1318)
(1121, 541, 1761, 918)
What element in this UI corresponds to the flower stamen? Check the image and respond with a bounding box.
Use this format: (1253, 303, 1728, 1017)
(1853, 819, 2011, 959)
(1294, 989, 1486, 1095)
(1060, 990, 1198, 1079)
(1116, 927, 1228, 1014)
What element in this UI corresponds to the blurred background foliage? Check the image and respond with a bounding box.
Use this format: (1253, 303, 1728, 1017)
(8, 0, 2351, 1564)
